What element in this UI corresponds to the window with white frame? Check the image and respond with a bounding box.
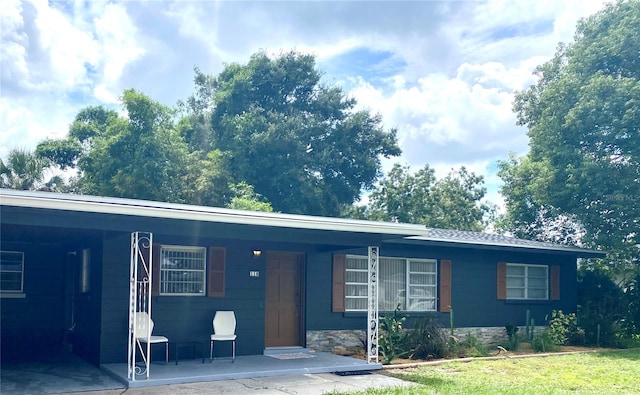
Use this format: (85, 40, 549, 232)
(1, 251, 24, 293)
(160, 246, 206, 295)
(506, 263, 548, 300)
(345, 255, 437, 312)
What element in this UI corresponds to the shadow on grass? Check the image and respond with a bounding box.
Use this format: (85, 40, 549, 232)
(385, 371, 451, 387)
(590, 348, 640, 361)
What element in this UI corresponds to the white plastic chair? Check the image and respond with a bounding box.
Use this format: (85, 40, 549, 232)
(134, 312, 169, 363)
(210, 311, 237, 362)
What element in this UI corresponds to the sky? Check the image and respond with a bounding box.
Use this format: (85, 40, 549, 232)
(0, 0, 612, 210)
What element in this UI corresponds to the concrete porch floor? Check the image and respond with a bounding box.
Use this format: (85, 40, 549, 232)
(1, 351, 404, 394)
(103, 351, 382, 388)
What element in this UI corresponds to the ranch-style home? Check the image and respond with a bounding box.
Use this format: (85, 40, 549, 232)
(0, 189, 603, 379)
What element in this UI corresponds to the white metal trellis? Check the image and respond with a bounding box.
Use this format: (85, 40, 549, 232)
(128, 232, 153, 381)
(367, 246, 379, 364)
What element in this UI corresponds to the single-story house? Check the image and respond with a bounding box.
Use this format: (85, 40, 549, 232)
(1, 189, 603, 371)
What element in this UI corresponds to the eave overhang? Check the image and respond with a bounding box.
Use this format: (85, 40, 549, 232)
(0, 189, 424, 239)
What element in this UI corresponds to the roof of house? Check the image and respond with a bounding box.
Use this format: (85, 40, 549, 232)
(394, 228, 605, 258)
(0, 189, 425, 236)
(0, 189, 605, 257)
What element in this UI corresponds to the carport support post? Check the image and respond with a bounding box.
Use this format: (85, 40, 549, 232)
(128, 232, 153, 381)
(367, 246, 379, 364)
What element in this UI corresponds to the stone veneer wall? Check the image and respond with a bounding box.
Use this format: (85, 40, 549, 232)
(307, 330, 366, 354)
(307, 326, 548, 353)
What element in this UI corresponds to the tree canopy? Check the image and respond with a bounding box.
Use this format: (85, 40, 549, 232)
(347, 163, 495, 231)
(499, 0, 640, 277)
(38, 90, 212, 203)
(0, 148, 59, 191)
(184, 51, 401, 216)
(37, 51, 401, 215)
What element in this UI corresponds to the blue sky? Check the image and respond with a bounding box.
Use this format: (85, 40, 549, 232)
(0, 0, 611, 211)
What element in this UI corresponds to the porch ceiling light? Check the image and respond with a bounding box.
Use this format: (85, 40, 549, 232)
(252, 250, 262, 259)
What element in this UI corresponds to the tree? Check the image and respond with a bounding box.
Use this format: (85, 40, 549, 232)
(187, 51, 401, 216)
(0, 148, 57, 190)
(496, 154, 586, 246)
(38, 90, 218, 204)
(358, 163, 495, 231)
(226, 182, 274, 212)
(500, 0, 640, 278)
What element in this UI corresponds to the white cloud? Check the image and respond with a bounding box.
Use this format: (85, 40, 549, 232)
(0, 0, 145, 156)
(92, 3, 145, 102)
(0, 0, 612, 213)
(30, 0, 98, 90)
(348, 58, 533, 166)
(0, 0, 29, 86)
(0, 96, 77, 160)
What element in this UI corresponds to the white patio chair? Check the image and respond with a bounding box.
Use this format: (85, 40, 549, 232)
(210, 311, 237, 362)
(134, 312, 169, 363)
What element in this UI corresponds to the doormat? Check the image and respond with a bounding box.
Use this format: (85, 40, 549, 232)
(267, 353, 316, 360)
(334, 370, 372, 376)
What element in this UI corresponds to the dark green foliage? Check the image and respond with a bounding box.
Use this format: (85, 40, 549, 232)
(504, 323, 520, 351)
(378, 305, 409, 364)
(458, 333, 489, 357)
(35, 138, 82, 171)
(547, 310, 585, 346)
(577, 268, 628, 347)
(499, 0, 640, 281)
(622, 273, 640, 337)
(189, 50, 401, 216)
(408, 315, 452, 360)
(356, 164, 495, 230)
(226, 182, 273, 212)
(531, 330, 560, 353)
(0, 148, 56, 190)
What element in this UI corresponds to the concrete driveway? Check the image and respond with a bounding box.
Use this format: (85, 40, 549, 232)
(67, 372, 415, 394)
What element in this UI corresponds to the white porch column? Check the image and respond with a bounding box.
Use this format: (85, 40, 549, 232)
(367, 246, 379, 364)
(128, 232, 153, 381)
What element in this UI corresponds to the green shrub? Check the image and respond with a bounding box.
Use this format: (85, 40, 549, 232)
(504, 322, 520, 351)
(459, 333, 489, 357)
(378, 304, 410, 364)
(621, 273, 640, 338)
(578, 268, 627, 347)
(408, 315, 452, 360)
(531, 330, 560, 353)
(548, 310, 585, 346)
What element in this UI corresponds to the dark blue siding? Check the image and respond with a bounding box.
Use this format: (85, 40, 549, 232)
(73, 238, 104, 366)
(305, 244, 578, 333)
(0, 242, 66, 362)
(98, 234, 268, 364)
(306, 252, 367, 331)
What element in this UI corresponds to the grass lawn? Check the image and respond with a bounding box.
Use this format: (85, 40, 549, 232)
(340, 349, 640, 394)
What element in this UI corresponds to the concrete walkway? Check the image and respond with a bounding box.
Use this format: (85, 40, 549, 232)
(1, 352, 415, 395)
(66, 372, 415, 395)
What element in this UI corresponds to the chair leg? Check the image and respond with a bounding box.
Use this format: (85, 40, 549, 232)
(165, 342, 169, 363)
(232, 340, 235, 363)
(210, 340, 214, 362)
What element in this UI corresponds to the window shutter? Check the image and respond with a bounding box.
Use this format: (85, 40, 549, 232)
(439, 259, 452, 312)
(207, 247, 226, 297)
(550, 265, 560, 300)
(151, 244, 161, 296)
(497, 261, 507, 300)
(332, 254, 346, 313)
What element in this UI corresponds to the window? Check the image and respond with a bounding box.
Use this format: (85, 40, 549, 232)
(345, 256, 368, 311)
(506, 263, 548, 300)
(345, 255, 437, 312)
(1, 251, 24, 293)
(159, 246, 206, 295)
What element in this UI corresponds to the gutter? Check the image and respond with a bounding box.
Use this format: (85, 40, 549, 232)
(0, 190, 425, 236)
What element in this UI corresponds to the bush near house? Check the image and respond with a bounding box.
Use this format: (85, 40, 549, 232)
(578, 268, 640, 347)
